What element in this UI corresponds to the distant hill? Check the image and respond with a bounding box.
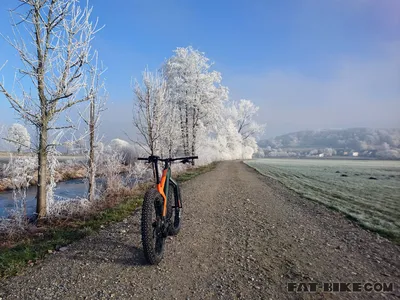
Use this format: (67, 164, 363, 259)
(258, 128, 400, 154)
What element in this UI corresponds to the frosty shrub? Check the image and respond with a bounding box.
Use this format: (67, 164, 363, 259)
(46, 197, 91, 218)
(99, 150, 126, 193)
(1, 155, 37, 232)
(126, 162, 153, 187)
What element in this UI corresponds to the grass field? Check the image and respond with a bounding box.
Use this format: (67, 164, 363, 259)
(245, 158, 400, 243)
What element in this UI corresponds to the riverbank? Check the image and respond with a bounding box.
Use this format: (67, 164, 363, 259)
(0, 163, 87, 192)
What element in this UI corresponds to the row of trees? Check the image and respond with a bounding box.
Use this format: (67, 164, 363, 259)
(1, 1, 264, 219)
(133, 47, 264, 164)
(259, 128, 400, 151)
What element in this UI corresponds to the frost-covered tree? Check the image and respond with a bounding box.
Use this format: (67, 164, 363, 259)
(79, 53, 107, 201)
(133, 69, 167, 156)
(228, 99, 265, 141)
(159, 101, 181, 157)
(0, 0, 102, 217)
(164, 46, 228, 159)
(221, 99, 265, 159)
(6, 123, 31, 153)
(217, 119, 243, 159)
(128, 47, 266, 163)
(253, 148, 265, 158)
(191, 98, 264, 161)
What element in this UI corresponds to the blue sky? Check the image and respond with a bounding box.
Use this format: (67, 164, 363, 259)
(0, 0, 399, 139)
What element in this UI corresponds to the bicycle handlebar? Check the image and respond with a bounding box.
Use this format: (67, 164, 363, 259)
(170, 156, 198, 161)
(137, 156, 198, 163)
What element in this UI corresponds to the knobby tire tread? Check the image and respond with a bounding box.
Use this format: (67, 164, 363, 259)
(141, 188, 165, 265)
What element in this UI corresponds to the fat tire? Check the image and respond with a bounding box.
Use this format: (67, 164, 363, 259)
(141, 188, 165, 265)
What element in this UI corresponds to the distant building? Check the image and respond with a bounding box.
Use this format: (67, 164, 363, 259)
(319, 153, 324, 158)
(352, 152, 359, 157)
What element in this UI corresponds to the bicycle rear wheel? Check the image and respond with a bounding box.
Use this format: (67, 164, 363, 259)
(141, 188, 165, 264)
(167, 181, 182, 236)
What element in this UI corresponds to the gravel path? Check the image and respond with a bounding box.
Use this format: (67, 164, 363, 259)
(0, 161, 399, 299)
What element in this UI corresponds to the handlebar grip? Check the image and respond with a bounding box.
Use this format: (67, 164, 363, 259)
(137, 158, 148, 160)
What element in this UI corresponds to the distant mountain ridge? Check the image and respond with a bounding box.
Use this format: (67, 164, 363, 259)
(258, 128, 400, 151)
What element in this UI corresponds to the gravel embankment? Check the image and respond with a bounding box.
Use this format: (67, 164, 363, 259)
(0, 161, 398, 299)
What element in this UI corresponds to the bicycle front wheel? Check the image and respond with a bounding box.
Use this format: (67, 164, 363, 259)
(141, 188, 165, 264)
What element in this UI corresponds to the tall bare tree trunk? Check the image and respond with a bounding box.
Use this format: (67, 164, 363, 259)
(169, 140, 173, 158)
(88, 99, 95, 202)
(191, 112, 196, 165)
(178, 105, 186, 155)
(185, 103, 190, 156)
(36, 124, 48, 217)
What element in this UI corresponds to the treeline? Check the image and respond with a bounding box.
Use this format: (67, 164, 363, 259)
(132, 46, 265, 165)
(259, 128, 400, 151)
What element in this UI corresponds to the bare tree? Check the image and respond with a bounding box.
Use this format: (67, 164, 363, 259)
(0, 0, 102, 218)
(160, 102, 180, 157)
(79, 53, 107, 202)
(132, 69, 167, 156)
(229, 99, 265, 141)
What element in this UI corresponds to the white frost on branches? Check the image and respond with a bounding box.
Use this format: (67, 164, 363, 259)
(0, 0, 103, 217)
(46, 146, 60, 215)
(164, 46, 229, 157)
(133, 69, 168, 156)
(132, 46, 265, 164)
(228, 99, 265, 141)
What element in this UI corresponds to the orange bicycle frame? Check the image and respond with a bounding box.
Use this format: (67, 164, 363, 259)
(157, 168, 171, 217)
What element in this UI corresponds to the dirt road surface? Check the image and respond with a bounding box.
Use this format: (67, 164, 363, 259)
(0, 161, 399, 299)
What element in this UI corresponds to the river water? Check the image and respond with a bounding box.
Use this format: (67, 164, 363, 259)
(0, 173, 142, 218)
(0, 179, 88, 217)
